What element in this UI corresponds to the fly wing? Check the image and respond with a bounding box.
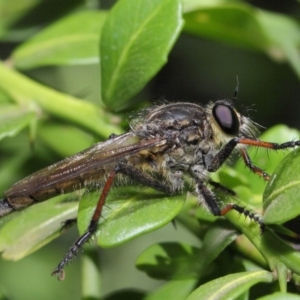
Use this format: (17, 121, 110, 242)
(5, 132, 167, 197)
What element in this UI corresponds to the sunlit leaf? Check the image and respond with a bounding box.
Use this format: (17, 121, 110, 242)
(101, 0, 183, 111)
(12, 11, 107, 69)
(0, 196, 78, 260)
(186, 270, 273, 300)
(77, 187, 185, 247)
(263, 147, 300, 224)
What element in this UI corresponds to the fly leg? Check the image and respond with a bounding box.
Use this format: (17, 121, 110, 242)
(204, 137, 300, 231)
(208, 180, 236, 196)
(207, 137, 300, 174)
(52, 167, 118, 280)
(117, 163, 174, 194)
(197, 182, 264, 231)
(61, 218, 77, 233)
(240, 148, 270, 180)
(52, 163, 173, 280)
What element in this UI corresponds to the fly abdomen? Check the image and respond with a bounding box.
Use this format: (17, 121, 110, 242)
(4, 168, 108, 213)
(4, 177, 84, 211)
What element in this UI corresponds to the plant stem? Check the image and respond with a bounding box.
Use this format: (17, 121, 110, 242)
(0, 60, 122, 137)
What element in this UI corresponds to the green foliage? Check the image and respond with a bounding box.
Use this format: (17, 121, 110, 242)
(184, 2, 300, 77)
(12, 11, 108, 69)
(0, 0, 300, 299)
(78, 188, 184, 248)
(101, 0, 183, 111)
(0, 104, 36, 140)
(264, 147, 300, 224)
(0, 195, 78, 260)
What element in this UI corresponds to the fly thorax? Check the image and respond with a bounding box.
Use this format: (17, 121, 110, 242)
(166, 148, 189, 172)
(132, 102, 207, 138)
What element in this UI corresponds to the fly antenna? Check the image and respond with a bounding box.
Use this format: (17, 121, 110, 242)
(233, 76, 239, 103)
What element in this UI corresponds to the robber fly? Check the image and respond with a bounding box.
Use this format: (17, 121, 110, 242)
(0, 90, 300, 280)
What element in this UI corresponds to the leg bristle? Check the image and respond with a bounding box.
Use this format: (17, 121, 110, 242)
(231, 204, 264, 232)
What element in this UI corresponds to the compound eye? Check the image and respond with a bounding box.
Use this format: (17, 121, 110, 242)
(212, 104, 239, 135)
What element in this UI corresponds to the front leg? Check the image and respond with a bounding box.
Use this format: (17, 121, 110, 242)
(207, 137, 300, 173)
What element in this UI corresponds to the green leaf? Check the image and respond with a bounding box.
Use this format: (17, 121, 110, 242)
(184, 4, 269, 52)
(0, 104, 36, 141)
(256, 10, 300, 80)
(0, 196, 78, 260)
(176, 193, 212, 238)
(199, 221, 239, 265)
(234, 235, 267, 269)
(234, 125, 300, 195)
(0, 89, 13, 104)
(81, 245, 101, 300)
(101, 0, 183, 111)
(77, 187, 184, 247)
(0, 0, 84, 41)
(0, 0, 40, 37)
(145, 279, 197, 300)
(186, 270, 273, 300)
(225, 209, 300, 277)
(136, 223, 238, 281)
(136, 242, 201, 280)
(11, 11, 107, 69)
(183, 3, 300, 79)
(257, 292, 300, 300)
(182, 0, 231, 13)
(263, 147, 300, 224)
(37, 122, 94, 157)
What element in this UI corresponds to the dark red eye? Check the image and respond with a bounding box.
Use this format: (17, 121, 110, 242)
(212, 104, 239, 135)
